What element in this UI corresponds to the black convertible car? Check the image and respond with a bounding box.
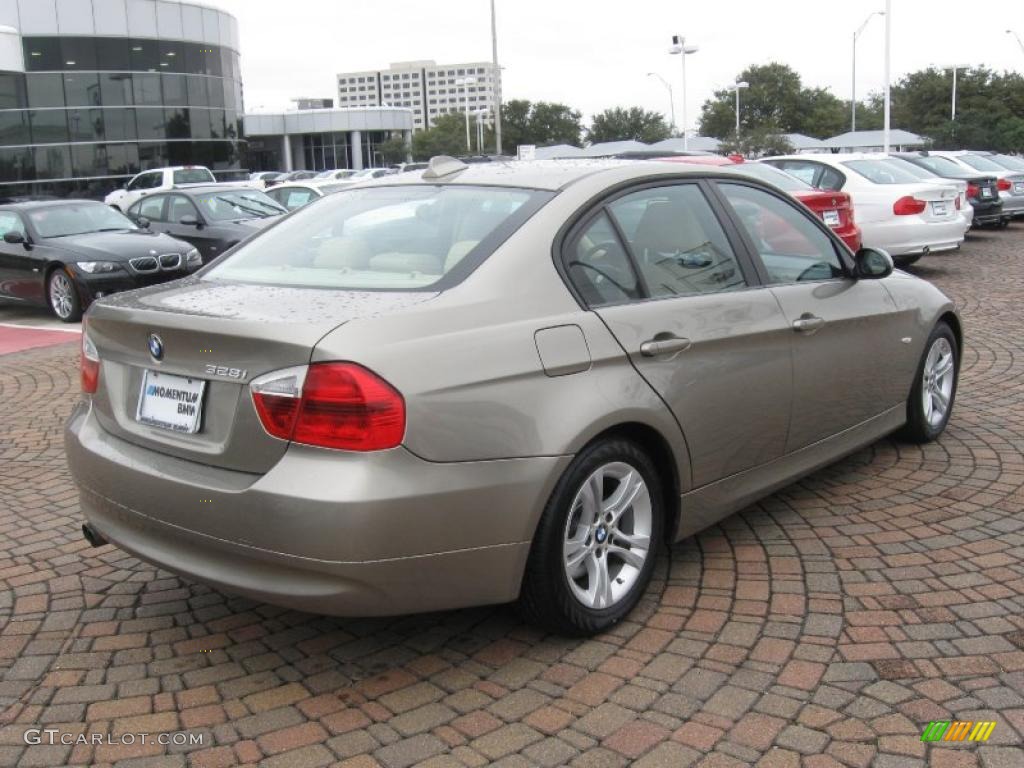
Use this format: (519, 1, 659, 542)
(0, 200, 201, 322)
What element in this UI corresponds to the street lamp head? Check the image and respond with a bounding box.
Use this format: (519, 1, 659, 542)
(669, 43, 698, 55)
(731, 81, 749, 89)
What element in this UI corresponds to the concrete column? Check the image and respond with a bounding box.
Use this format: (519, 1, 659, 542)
(350, 130, 363, 170)
(403, 130, 413, 162)
(281, 135, 292, 171)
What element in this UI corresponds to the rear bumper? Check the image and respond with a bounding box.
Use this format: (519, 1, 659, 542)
(862, 217, 968, 257)
(997, 192, 1024, 216)
(65, 402, 569, 616)
(969, 199, 1005, 225)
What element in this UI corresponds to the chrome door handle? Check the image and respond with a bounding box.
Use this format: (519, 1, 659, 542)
(640, 336, 692, 357)
(792, 314, 825, 333)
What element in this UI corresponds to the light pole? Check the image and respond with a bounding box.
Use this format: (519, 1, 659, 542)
(456, 76, 477, 152)
(669, 36, 698, 149)
(1007, 29, 1024, 55)
(883, 0, 892, 154)
(946, 65, 969, 120)
(728, 81, 749, 139)
(491, 0, 502, 155)
(852, 10, 885, 131)
(646, 73, 676, 134)
(474, 109, 488, 153)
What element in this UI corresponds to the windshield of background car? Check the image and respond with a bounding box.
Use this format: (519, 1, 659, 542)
(959, 154, 1008, 172)
(204, 184, 552, 291)
(842, 159, 923, 184)
(194, 190, 286, 221)
(735, 164, 811, 192)
(173, 168, 216, 184)
(29, 203, 138, 238)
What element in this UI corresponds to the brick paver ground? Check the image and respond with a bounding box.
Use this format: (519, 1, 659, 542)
(1, 229, 1023, 768)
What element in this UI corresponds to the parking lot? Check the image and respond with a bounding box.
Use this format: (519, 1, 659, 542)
(0, 229, 1022, 768)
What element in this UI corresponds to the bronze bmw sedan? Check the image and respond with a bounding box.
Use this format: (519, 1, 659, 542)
(66, 157, 961, 636)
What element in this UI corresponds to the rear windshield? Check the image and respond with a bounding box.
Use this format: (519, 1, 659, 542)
(173, 168, 216, 184)
(911, 155, 963, 175)
(842, 159, 923, 184)
(733, 163, 811, 192)
(995, 154, 1024, 171)
(959, 154, 1005, 172)
(204, 185, 552, 291)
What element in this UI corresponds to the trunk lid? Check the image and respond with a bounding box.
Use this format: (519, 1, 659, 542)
(908, 183, 960, 222)
(793, 189, 854, 231)
(86, 277, 437, 473)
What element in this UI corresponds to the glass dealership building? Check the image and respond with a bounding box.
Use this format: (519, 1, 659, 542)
(0, 0, 245, 199)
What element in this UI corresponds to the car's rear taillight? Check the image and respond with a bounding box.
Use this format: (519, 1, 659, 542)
(966, 183, 980, 199)
(998, 178, 1011, 192)
(81, 328, 99, 394)
(892, 196, 927, 215)
(251, 362, 405, 451)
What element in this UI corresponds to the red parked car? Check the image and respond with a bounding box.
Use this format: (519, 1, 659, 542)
(658, 155, 863, 252)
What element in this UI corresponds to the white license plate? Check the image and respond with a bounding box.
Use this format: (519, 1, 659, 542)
(931, 201, 947, 216)
(1015, 182, 1024, 194)
(822, 210, 841, 227)
(982, 187, 993, 197)
(136, 370, 206, 434)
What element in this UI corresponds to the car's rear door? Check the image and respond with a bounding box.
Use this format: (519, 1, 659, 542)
(564, 180, 793, 489)
(713, 180, 910, 452)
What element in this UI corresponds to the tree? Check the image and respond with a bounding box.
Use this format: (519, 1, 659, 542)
(377, 135, 409, 165)
(411, 114, 471, 160)
(500, 99, 583, 149)
(719, 129, 794, 158)
(587, 107, 670, 144)
(698, 63, 846, 140)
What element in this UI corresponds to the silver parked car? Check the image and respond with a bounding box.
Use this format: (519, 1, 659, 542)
(66, 157, 962, 635)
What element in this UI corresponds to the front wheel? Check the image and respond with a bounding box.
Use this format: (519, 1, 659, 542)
(897, 322, 958, 443)
(519, 439, 663, 636)
(47, 268, 82, 322)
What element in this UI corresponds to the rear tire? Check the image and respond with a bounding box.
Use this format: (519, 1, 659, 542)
(897, 322, 958, 443)
(47, 268, 82, 323)
(519, 438, 663, 636)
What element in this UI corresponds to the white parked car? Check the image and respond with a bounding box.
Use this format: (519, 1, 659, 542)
(884, 156, 972, 229)
(314, 169, 359, 181)
(928, 151, 1024, 219)
(762, 153, 968, 266)
(263, 180, 350, 211)
(105, 166, 249, 211)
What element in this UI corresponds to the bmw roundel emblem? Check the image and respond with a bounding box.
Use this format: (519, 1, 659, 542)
(147, 333, 164, 361)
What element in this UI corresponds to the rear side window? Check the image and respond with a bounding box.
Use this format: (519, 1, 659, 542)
(566, 212, 640, 306)
(608, 184, 746, 298)
(205, 185, 552, 291)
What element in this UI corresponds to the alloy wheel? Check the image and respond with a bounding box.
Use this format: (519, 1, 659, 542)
(562, 461, 652, 609)
(922, 337, 955, 428)
(49, 272, 75, 320)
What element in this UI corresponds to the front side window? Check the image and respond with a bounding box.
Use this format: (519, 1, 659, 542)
(206, 185, 548, 291)
(719, 183, 844, 284)
(28, 204, 137, 238)
(127, 171, 159, 191)
(168, 195, 198, 223)
(608, 184, 746, 298)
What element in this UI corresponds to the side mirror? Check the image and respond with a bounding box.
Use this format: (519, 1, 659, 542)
(3, 230, 25, 244)
(132, 215, 150, 229)
(854, 247, 894, 279)
(179, 215, 201, 227)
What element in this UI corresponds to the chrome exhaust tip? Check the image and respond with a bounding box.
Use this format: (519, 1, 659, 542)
(82, 523, 107, 548)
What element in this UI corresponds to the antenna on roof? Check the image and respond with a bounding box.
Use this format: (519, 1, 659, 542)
(422, 156, 468, 179)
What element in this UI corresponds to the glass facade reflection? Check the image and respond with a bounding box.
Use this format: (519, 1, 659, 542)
(0, 34, 245, 199)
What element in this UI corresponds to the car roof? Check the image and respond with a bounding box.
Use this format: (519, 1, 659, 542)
(355, 158, 732, 192)
(0, 198, 106, 211)
(151, 185, 263, 196)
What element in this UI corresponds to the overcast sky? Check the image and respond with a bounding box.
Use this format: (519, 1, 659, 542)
(210, 0, 1024, 136)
